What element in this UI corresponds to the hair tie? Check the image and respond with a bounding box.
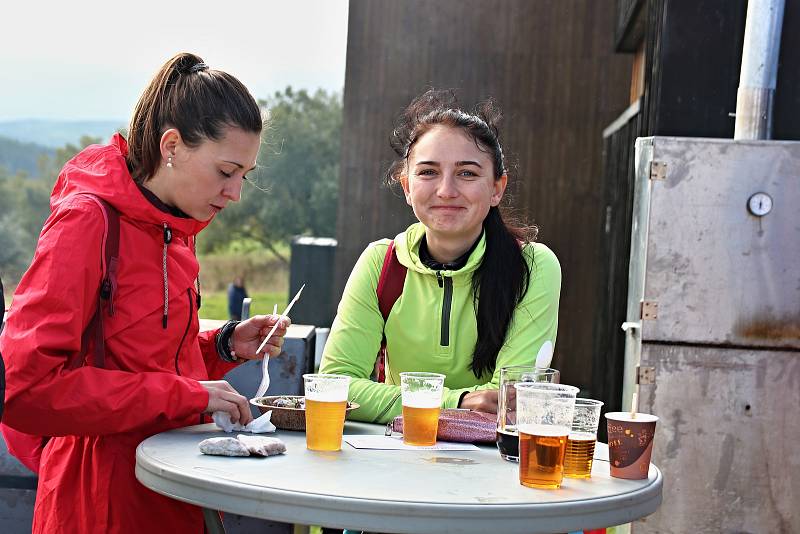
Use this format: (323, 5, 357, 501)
(190, 62, 209, 73)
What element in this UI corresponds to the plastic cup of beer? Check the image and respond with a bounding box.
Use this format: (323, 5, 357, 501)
(605, 412, 658, 479)
(497, 366, 560, 462)
(399, 372, 445, 446)
(303, 373, 351, 451)
(563, 398, 604, 479)
(515, 382, 579, 489)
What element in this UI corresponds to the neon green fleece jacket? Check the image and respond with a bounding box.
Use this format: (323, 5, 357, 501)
(320, 222, 561, 424)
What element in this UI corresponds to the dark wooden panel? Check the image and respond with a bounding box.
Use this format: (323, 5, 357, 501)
(337, 0, 632, 389)
(615, 0, 646, 52)
(774, 0, 800, 140)
(647, 0, 798, 140)
(592, 111, 641, 433)
(654, 0, 747, 137)
(638, 0, 664, 137)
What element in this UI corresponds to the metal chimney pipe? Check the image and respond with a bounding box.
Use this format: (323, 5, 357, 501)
(734, 0, 785, 140)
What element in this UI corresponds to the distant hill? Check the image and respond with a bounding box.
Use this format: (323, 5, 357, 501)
(0, 135, 54, 176)
(0, 119, 125, 149)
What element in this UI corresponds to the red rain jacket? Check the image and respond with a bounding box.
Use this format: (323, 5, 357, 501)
(1, 134, 238, 533)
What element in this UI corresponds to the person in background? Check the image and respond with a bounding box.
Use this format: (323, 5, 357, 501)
(0, 53, 289, 533)
(320, 89, 561, 423)
(228, 275, 249, 320)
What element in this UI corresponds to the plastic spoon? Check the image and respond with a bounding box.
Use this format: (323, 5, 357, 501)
(534, 340, 554, 369)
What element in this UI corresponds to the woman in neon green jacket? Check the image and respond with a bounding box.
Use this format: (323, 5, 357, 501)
(320, 90, 561, 424)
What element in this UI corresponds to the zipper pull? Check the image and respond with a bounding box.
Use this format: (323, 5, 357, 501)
(163, 223, 172, 244)
(436, 271, 443, 288)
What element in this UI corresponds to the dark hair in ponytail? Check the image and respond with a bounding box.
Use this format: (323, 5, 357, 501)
(387, 89, 536, 378)
(127, 52, 263, 184)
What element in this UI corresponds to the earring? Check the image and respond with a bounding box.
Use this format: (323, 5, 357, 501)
(166, 156, 173, 168)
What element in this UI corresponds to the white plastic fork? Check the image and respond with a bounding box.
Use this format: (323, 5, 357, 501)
(253, 285, 305, 399)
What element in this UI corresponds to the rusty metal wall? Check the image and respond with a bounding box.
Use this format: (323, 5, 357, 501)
(625, 137, 800, 532)
(337, 0, 632, 390)
(638, 344, 800, 532)
(632, 138, 799, 350)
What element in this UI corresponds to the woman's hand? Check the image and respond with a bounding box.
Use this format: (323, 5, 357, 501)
(201, 380, 253, 426)
(231, 314, 291, 360)
(458, 389, 499, 413)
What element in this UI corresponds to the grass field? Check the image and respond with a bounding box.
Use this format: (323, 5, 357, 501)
(197, 248, 290, 319)
(3, 249, 291, 319)
(199, 290, 288, 320)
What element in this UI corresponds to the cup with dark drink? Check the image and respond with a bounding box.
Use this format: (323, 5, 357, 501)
(515, 382, 578, 489)
(496, 366, 560, 462)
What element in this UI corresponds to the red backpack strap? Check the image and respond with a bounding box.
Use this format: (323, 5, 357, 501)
(3, 197, 120, 475)
(377, 240, 406, 322)
(374, 241, 406, 383)
(69, 197, 120, 370)
(98, 198, 120, 317)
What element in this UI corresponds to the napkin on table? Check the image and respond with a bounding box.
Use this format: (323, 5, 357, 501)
(213, 410, 276, 433)
(198, 435, 286, 457)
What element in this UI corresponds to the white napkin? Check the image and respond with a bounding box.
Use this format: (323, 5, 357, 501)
(198, 435, 286, 457)
(213, 410, 276, 433)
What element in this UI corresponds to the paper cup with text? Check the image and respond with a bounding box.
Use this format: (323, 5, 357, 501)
(605, 412, 658, 479)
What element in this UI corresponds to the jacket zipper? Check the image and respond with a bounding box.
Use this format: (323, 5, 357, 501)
(162, 223, 172, 329)
(436, 272, 453, 347)
(173, 288, 194, 375)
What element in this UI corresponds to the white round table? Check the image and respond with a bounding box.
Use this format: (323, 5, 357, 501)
(136, 421, 662, 534)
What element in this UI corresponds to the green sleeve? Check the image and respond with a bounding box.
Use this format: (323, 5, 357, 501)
(320, 240, 403, 424)
(440, 243, 562, 406)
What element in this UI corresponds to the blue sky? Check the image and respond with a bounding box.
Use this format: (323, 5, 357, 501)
(0, 0, 349, 121)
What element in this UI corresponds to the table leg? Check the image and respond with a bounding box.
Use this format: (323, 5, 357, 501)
(202, 508, 226, 534)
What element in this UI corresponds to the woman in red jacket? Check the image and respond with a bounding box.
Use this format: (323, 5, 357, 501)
(0, 53, 288, 533)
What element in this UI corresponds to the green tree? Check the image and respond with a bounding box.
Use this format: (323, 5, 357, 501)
(0, 136, 99, 285)
(37, 135, 101, 188)
(199, 88, 342, 263)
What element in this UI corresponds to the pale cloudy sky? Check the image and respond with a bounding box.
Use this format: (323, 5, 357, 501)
(0, 0, 349, 121)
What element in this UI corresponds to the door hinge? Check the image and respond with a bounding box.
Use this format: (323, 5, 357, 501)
(637, 366, 656, 385)
(649, 161, 667, 181)
(640, 300, 658, 320)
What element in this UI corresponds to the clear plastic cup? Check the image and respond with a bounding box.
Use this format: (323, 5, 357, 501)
(564, 398, 604, 478)
(497, 366, 560, 461)
(515, 382, 579, 489)
(303, 374, 350, 451)
(399, 372, 445, 446)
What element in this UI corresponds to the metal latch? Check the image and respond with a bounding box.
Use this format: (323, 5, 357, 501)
(649, 161, 667, 181)
(637, 366, 656, 385)
(641, 300, 658, 320)
(621, 321, 641, 333)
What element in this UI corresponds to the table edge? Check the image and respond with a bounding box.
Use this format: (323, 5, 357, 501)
(136, 439, 663, 533)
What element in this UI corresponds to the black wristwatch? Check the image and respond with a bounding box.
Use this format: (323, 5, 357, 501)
(215, 320, 240, 362)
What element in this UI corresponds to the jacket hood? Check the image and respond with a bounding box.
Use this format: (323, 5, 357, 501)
(393, 222, 486, 280)
(50, 133, 209, 237)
